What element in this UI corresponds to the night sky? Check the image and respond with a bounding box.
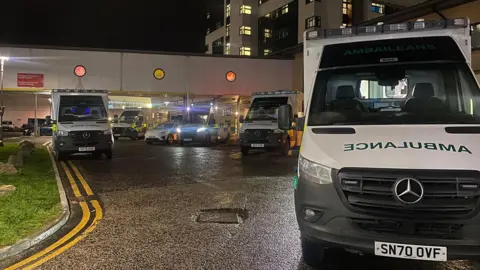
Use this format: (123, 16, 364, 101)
(0, 1, 206, 53)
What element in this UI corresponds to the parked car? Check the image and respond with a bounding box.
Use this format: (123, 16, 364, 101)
(2, 121, 14, 131)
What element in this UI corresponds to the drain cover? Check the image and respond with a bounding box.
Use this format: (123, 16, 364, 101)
(196, 208, 248, 224)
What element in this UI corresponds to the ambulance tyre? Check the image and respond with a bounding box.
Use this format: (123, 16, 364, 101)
(203, 134, 211, 146)
(241, 146, 249, 156)
(55, 150, 67, 161)
(301, 235, 325, 268)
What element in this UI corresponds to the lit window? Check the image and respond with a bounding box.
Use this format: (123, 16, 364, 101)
(240, 47, 251, 56)
(265, 13, 271, 18)
(226, 24, 230, 36)
(225, 43, 231, 55)
(371, 3, 384, 14)
(240, 26, 252, 35)
(343, 0, 352, 26)
(305, 16, 321, 29)
(264, 29, 272, 38)
(240, 5, 252, 14)
(281, 4, 288, 14)
(226, 4, 231, 17)
(343, 0, 352, 15)
(206, 12, 211, 19)
(264, 49, 272, 55)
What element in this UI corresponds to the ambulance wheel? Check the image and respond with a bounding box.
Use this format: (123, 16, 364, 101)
(241, 146, 249, 156)
(204, 134, 211, 146)
(301, 235, 325, 268)
(56, 151, 67, 161)
(167, 135, 174, 145)
(282, 138, 291, 156)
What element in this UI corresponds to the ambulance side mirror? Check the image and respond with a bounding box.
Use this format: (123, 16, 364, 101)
(278, 104, 292, 131)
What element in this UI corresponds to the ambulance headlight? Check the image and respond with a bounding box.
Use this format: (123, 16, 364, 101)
(57, 130, 69, 137)
(299, 155, 332, 184)
(176, 128, 181, 133)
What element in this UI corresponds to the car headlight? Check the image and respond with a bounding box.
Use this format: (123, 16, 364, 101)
(197, 127, 206, 132)
(298, 155, 332, 184)
(104, 129, 112, 135)
(176, 128, 181, 133)
(57, 130, 69, 136)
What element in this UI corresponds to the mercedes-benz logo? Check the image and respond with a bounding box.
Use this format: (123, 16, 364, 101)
(254, 130, 261, 137)
(83, 132, 90, 139)
(393, 177, 424, 204)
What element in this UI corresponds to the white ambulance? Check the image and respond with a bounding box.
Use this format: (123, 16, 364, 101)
(278, 18, 480, 266)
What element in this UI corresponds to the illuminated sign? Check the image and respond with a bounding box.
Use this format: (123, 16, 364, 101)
(74, 65, 86, 77)
(153, 68, 165, 80)
(226, 71, 236, 82)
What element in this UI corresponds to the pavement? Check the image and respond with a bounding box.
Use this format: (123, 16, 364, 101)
(3, 139, 479, 269)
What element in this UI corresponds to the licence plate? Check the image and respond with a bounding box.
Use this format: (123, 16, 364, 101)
(184, 138, 193, 142)
(251, 144, 264, 148)
(374, 241, 447, 262)
(79, 147, 95, 152)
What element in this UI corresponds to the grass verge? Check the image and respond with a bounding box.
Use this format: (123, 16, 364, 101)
(0, 144, 62, 247)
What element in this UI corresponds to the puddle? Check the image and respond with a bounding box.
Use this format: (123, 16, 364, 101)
(196, 208, 249, 224)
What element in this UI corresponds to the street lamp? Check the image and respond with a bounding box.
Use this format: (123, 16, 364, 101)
(0, 56, 9, 146)
(0, 56, 9, 119)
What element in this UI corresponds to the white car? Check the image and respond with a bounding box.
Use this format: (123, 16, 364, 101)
(145, 122, 178, 145)
(2, 121, 15, 131)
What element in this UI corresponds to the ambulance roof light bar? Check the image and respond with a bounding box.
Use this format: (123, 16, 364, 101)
(53, 89, 109, 93)
(252, 90, 299, 96)
(306, 18, 469, 40)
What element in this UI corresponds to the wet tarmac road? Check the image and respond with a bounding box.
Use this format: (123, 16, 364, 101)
(36, 140, 477, 270)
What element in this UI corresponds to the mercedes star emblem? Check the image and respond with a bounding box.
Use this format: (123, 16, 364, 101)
(393, 177, 424, 204)
(83, 132, 90, 139)
(254, 130, 261, 137)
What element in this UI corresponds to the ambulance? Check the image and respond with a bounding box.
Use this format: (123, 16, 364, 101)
(277, 18, 480, 266)
(50, 89, 113, 160)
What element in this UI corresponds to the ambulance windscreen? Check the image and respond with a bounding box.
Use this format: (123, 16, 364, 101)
(307, 62, 480, 126)
(58, 96, 108, 122)
(319, 36, 465, 69)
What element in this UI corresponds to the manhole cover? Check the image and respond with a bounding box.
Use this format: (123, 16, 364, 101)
(196, 208, 248, 224)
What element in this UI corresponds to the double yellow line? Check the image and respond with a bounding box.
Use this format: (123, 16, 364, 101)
(6, 161, 103, 270)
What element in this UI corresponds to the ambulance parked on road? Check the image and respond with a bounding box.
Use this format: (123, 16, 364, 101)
(277, 18, 480, 267)
(238, 90, 302, 156)
(50, 89, 113, 160)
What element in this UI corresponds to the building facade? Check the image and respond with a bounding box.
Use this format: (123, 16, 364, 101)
(205, 0, 404, 56)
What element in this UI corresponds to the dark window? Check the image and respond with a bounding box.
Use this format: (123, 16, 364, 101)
(204, 44, 209, 52)
(305, 16, 321, 29)
(306, 0, 321, 3)
(212, 37, 224, 55)
(258, 0, 298, 54)
(216, 21, 222, 28)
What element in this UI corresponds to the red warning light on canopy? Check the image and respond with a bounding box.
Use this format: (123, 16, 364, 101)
(226, 71, 236, 82)
(74, 65, 86, 77)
